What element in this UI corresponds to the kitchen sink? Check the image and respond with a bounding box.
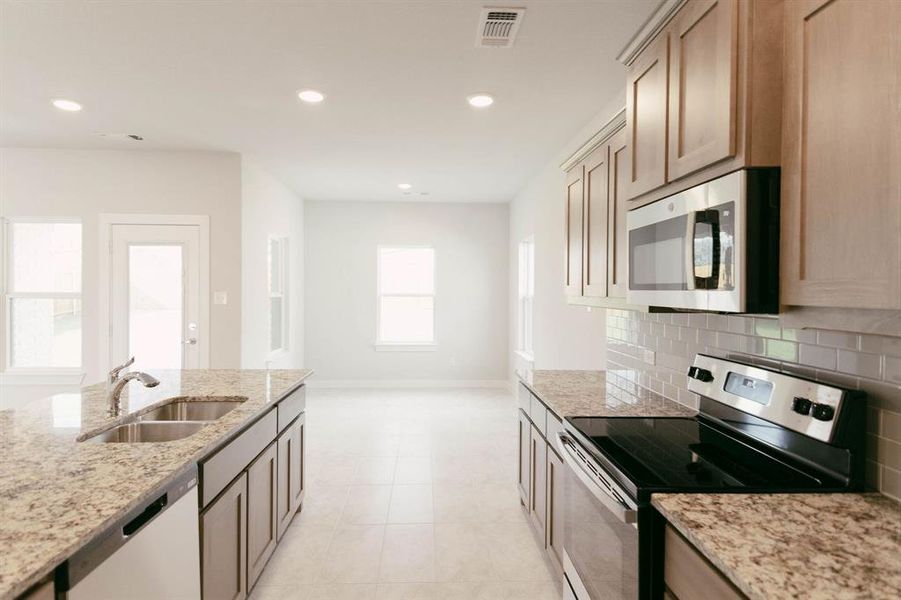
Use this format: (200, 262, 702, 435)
(82, 421, 207, 443)
(138, 396, 247, 422)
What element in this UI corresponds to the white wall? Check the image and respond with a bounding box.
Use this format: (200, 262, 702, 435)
(240, 159, 304, 369)
(304, 201, 509, 384)
(508, 93, 628, 378)
(0, 148, 243, 385)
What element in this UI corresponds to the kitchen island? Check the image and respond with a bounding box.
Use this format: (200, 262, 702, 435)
(0, 368, 312, 600)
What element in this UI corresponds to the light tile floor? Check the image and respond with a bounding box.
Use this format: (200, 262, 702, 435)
(250, 387, 563, 600)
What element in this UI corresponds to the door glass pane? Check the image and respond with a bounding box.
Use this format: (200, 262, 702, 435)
(129, 245, 183, 369)
(9, 298, 82, 368)
(379, 296, 434, 342)
(10, 222, 81, 292)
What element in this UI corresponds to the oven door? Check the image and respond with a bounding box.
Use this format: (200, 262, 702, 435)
(626, 170, 743, 312)
(558, 433, 639, 600)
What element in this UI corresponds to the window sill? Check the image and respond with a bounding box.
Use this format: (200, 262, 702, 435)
(374, 343, 438, 352)
(0, 370, 86, 386)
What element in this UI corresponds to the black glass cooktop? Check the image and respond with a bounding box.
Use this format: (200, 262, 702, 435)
(565, 416, 840, 494)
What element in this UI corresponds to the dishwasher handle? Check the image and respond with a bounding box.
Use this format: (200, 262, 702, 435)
(557, 433, 638, 525)
(123, 493, 168, 537)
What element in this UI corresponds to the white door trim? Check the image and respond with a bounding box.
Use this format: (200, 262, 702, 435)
(98, 214, 210, 374)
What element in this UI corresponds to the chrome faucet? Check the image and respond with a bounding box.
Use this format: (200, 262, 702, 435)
(107, 357, 160, 416)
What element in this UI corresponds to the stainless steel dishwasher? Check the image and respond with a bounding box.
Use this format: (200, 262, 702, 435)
(57, 467, 201, 600)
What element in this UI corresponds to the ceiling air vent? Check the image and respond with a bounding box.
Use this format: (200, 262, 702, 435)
(476, 7, 525, 48)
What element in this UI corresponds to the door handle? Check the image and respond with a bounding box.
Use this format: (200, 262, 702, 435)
(183, 338, 197, 345)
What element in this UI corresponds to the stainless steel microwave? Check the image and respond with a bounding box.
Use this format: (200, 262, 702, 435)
(626, 169, 779, 313)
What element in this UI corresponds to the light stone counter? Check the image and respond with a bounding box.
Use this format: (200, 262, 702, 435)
(0, 368, 312, 600)
(517, 368, 696, 419)
(653, 492, 901, 600)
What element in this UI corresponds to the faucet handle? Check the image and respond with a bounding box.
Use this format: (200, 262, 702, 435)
(109, 356, 135, 382)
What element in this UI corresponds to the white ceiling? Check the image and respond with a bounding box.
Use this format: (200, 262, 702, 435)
(0, 0, 658, 203)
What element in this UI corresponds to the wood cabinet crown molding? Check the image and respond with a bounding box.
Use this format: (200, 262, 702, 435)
(616, 0, 690, 66)
(560, 108, 626, 172)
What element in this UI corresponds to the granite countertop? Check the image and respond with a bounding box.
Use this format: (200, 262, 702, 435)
(0, 368, 312, 600)
(653, 493, 901, 600)
(518, 368, 696, 419)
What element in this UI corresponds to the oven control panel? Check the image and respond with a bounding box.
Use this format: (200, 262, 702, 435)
(688, 354, 849, 443)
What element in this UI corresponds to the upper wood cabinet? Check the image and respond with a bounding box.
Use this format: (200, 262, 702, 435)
(624, 0, 783, 206)
(781, 0, 901, 310)
(607, 128, 630, 299)
(626, 32, 669, 198)
(667, 0, 737, 180)
(564, 165, 585, 297)
(582, 144, 610, 297)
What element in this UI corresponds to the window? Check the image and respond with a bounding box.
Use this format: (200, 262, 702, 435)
(4, 220, 82, 370)
(377, 246, 435, 345)
(268, 237, 289, 355)
(518, 238, 534, 358)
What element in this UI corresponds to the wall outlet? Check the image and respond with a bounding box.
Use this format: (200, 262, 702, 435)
(214, 291, 228, 305)
(643, 349, 656, 366)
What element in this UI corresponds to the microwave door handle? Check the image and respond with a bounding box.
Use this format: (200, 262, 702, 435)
(684, 211, 697, 291)
(556, 433, 638, 525)
(693, 210, 721, 289)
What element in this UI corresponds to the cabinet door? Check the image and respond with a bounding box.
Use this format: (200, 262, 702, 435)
(627, 32, 669, 199)
(564, 165, 584, 296)
(781, 0, 901, 309)
(247, 442, 278, 589)
(517, 410, 531, 506)
(201, 473, 247, 600)
(607, 128, 630, 299)
(276, 414, 305, 539)
(583, 145, 610, 297)
(529, 424, 547, 542)
(667, 0, 737, 180)
(546, 445, 564, 573)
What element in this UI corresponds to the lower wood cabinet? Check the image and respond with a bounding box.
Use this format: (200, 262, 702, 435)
(664, 524, 746, 600)
(546, 446, 564, 573)
(276, 413, 305, 539)
(201, 473, 248, 600)
(528, 424, 548, 541)
(246, 442, 278, 589)
(517, 409, 531, 506)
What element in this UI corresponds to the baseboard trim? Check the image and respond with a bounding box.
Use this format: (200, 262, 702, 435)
(305, 379, 510, 389)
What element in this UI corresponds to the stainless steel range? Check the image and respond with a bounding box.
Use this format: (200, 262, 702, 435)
(557, 354, 866, 600)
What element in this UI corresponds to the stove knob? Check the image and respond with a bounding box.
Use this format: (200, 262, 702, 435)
(688, 366, 714, 383)
(792, 397, 812, 416)
(812, 403, 835, 421)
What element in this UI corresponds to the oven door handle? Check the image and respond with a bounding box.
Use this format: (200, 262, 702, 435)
(556, 433, 638, 525)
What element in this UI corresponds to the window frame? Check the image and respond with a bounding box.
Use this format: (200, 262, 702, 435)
(375, 244, 437, 350)
(267, 236, 289, 359)
(2, 217, 84, 375)
(517, 237, 535, 361)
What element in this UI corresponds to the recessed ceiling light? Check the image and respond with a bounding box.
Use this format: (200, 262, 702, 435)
(297, 90, 325, 103)
(467, 94, 494, 108)
(397, 183, 412, 190)
(52, 98, 82, 112)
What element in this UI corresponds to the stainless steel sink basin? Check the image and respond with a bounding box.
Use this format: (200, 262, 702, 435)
(82, 421, 207, 443)
(138, 396, 246, 422)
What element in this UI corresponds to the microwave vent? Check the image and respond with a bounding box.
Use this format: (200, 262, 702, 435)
(476, 7, 525, 47)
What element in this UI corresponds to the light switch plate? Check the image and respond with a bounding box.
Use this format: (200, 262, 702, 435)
(214, 291, 228, 305)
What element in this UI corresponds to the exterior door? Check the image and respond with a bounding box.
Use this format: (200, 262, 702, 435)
(781, 0, 901, 309)
(110, 224, 203, 370)
(582, 145, 610, 297)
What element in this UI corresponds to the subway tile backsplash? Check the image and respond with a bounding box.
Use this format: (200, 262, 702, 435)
(606, 309, 901, 501)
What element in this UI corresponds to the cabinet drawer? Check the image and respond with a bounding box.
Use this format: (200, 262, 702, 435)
(546, 412, 563, 446)
(518, 383, 532, 413)
(277, 385, 306, 433)
(200, 409, 278, 508)
(530, 396, 547, 437)
(664, 524, 745, 600)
